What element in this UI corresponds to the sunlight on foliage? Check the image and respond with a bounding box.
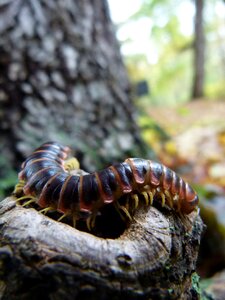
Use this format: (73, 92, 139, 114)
(0, 156, 17, 199)
(114, 0, 225, 105)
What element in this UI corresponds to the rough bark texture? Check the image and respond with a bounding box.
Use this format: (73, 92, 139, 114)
(192, 0, 205, 99)
(0, 0, 149, 175)
(0, 195, 204, 300)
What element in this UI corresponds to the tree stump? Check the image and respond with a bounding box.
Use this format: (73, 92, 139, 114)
(0, 194, 204, 300)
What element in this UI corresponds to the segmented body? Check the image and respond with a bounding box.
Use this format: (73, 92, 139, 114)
(16, 142, 199, 224)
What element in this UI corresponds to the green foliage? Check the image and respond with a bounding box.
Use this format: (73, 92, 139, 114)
(133, 0, 179, 21)
(121, 0, 225, 105)
(0, 156, 17, 200)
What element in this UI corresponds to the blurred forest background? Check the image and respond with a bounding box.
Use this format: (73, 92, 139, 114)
(0, 0, 225, 297)
(110, 0, 225, 104)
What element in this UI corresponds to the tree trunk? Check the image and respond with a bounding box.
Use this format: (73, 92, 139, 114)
(192, 0, 205, 99)
(0, 0, 149, 177)
(0, 192, 204, 299)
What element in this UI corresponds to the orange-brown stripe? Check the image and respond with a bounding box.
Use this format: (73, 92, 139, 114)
(148, 161, 160, 186)
(79, 176, 92, 212)
(109, 165, 132, 194)
(38, 173, 59, 207)
(23, 166, 54, 194)
(125, 158, 145, 184)
(95, 171, 114, 204)
(58, 175, 72, 212)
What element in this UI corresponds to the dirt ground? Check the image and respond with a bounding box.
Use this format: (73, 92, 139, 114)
(148, 99, 225, 136)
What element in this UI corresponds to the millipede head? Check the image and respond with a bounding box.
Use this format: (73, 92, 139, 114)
(180, 194, 199, 214)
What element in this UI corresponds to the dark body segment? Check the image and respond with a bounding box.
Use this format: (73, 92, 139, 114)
(179, 178, 186, 200)
(57, 175, 80, 213)
(171, 171, 181, 195)
(24, 167, 63, 195)
(21, 151, 64, 172)
(112, 163, 133, 193)
(21, 141, 70, 170)
(38, 172, 69, 208)
(148, 161, 163, 186)
(20, 158, 63, 181)
(34, 141, 70, 156)
(161, 166, 173, 190)
(79, 174, 100, 211)
(125, 158, 149, 185)
(95, 169, 115, 203)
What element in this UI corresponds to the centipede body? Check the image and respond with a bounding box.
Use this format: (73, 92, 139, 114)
(14, 142, 199, 228)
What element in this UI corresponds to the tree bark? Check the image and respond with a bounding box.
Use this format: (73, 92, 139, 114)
(0, 194, 204, 300)
(0, 0, 149, 176)
(192, 0, 205, 99)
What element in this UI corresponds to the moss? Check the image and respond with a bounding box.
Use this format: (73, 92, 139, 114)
(191, 273, 215, 300)
(191, 273, 201, 295)
(167, 288, 174, 294)
(0, 155, 17, 200)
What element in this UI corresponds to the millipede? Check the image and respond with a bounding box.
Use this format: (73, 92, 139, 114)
(13, 141, 199, 230)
